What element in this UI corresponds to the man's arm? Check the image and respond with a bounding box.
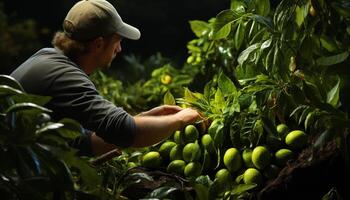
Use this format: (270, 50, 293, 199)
(132, 108, 200, 147)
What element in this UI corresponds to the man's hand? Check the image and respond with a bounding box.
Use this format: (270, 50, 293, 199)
(138, 105, 183, 116)
(174, 108, 201, 129)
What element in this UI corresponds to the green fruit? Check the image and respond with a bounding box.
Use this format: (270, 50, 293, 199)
(158, 141, 176, 159)
(127, 162, 137, 169)
(201, 134, 215, 153)
(169, 145, 183, 161)
(223, 148, 242, 172)
(173, 130, 183, 144)
(242, 149, 255, 168)
(183, 142, 201, 162)
(285, 130, 308, 150)
(252, 146, 271, 170)
(184, 125, 199, 143)
(184, 162, 202, 177)
(263, 164, 280, 179)
(276, 123, 289, 137)
(167, 160, 186, 175)
(142, 151, 162, 169)
(215, 168, 232, 184)
(243, 168, 263, 186)
(275, 149, 294, 166)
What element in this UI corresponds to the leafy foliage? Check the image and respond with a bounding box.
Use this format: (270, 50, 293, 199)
(0, 75, 108, 199)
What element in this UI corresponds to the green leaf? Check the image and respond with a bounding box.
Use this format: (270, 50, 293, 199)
(12, 93, 51, 106)
(261, 39, 272, 50)
(250, 15, 273, 30)
(234, 20, 246, 50)
(295, 4, 309, 27)
(214, 88, 225, 111)
(189, 20, 210, 37)
(0, 75, 24, 91)
(264, 47, 274, 71)
(36, 123, 64, 135)
(214, 22, 233, 39)
(314, 129, 333, 149)
(208, 119, 225, 149)
(218, 73, 237, 96)
(147, 186, 178, 198)
(0, 85, 24, 96)
(183, 87, 198, 103)
(332, 2, 350, 18)
(57, 118, 82, 140)
(326, 78, 340, 108)
(232, 183, 257, 195)
(231, 0, 246, 13)
(6, 102, 52, 114)
(320, 36, 338, 52)
(316, 52, 349, 66)
(203, 81, 214, 101)
(164, 90, 176, 105)
(193, 183, 209, 200)
(213, 10, 239, 39)
(238, 43, 261, 65)
(255, 0, 270, 16)
(195, 175, 213, 187)
(304, 111, 316, 131)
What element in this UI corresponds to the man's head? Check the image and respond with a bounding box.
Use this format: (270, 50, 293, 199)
(63, 0, 140, 41)
(53, 0, 140, 73)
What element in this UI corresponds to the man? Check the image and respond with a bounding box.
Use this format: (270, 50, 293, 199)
(10, 0, 200, 156)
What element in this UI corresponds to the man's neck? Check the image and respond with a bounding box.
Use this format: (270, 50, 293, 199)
(75, 54, 96, 75)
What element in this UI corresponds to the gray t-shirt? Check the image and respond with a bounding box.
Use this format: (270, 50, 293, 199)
(11, 48, 136, 154)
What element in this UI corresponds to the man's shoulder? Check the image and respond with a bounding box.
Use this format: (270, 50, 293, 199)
(10, 47, 89, 94)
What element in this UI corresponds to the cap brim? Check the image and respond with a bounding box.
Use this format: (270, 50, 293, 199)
(117, 23, 141, 40)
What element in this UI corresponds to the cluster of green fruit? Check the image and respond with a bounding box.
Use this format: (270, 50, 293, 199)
(225, 124, 308, 187)
(141, 124, 204, 178)
(139, 123, 308, 189)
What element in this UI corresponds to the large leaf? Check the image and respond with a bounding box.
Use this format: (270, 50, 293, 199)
(0, 85, 24, 96)
(234, 20, 247, 50)
(316, 52, 349, 66)
(12, 93, 51, 106)
(214, 88, 225, 112)
(218, 73, 237, 96)
(213, 10, 240, 39)
(295, 3, 309, 27)
(189, 20, 210, 37)
(249, 15, 273, 30)
(231, 183, 257, 195)
(193, 183, 209, 200)
(326, 78, 340, 108)
(332, 2, 350, 18)
(255, 0, 270, 16)
(0, 75, 24, 92)
(314, 129, 333, 149)
(6, 103, 52, 114)
(238, 43, 262, 65)
(146, 186, 179, 198)
(164, 90, 176, 105)
(231, 0, 246, 13)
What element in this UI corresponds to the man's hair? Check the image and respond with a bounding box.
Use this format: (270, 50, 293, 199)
(52, 31, 116, 60)
(52, 31, 91, 59)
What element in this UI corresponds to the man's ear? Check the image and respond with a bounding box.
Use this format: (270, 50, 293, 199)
(91, 37, 104, 51)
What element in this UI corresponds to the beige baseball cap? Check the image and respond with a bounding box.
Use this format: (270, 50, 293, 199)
(63, 0, 140, 41)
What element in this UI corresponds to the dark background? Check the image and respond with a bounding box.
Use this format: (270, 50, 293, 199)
(2, 0, 230, 64)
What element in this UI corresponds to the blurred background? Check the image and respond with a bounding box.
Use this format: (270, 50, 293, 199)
(0, 0, 230, 78)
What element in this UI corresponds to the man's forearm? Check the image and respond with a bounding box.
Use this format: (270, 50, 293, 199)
(132, 115, 183, 148)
